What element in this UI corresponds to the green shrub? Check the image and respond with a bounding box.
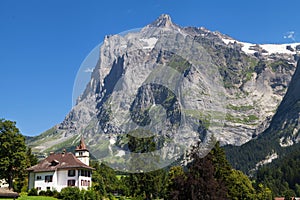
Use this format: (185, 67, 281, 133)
(52, 190, 60, 198)
(60, 187, 81, 200)
(45, 189, 53, 196)
(82, 189, 101, 200)
(108, 193, 116, 200)
(39, 190, 46, 196)
(28, 188, 38, 196)
(131, 196, 144, 200)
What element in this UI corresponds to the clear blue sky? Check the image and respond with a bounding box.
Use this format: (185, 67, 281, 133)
(1, 0, 300, 136)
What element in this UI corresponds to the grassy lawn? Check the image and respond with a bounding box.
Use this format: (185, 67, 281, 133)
(18, 196, 58, 200)
(1, 196, 58, 200)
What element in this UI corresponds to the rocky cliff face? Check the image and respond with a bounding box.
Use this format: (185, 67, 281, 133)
(28, 15, 300, 164)
(225, 60, 300, 174)
(266, 60, 300, 144)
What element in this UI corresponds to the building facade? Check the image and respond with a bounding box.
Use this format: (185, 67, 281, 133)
(27, 137, 93, 192)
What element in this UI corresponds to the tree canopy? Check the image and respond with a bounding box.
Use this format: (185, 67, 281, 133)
(0, 119, 37, 191)
(0, 119, 28, 189)
(168, 141, 272, 200)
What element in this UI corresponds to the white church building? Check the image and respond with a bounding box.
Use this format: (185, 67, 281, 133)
(27, 137, 94, 192)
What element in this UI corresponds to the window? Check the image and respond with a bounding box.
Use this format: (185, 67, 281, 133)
(50, 159, 59, 166)
(80, 170, 84, 176)
(68, 169, 75, 177)
(79, 152, 83, 156)
(81, 180, 89, 186)
(67, 180, 75, 186)
(46, 187, 50, 190)
(80, 170, 91, 177)
(36, 176, 42, 180)
(45, 175, 53, 182)
(36, 187, 41, 190)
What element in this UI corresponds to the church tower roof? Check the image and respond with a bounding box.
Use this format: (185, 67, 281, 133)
(76, 136, 88, 151)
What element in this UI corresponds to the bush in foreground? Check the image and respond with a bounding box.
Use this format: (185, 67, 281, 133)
(27, 188, 38, 196)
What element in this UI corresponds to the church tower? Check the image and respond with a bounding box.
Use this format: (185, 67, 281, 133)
(75, 136, 90, 166)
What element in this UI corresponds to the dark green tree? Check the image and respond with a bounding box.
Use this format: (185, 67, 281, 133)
(91, 161, 120, 196)
(13, 146, 38, 192)
(169, 141, 259, 199)
(284, 189, 295, 200)
(123, 169, 168, 199)
(121, 129, 168, 199)
(295, 184, 300, 196)
(226, 169, 256, 199)
(169, 142, 228, 200)
(26, 147, 38, 166)
(255, 183, 272, 200)
(166, 166, 186, 199)
(212, 142, 260, 199)
(210, 142, 232, 182)
(0, 119, 27, 190)
(167, 166, 185, 188)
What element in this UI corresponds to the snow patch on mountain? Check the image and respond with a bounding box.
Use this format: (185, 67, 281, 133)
(139, 37, 158, 49)
(222, 38, 300, 55)
(261, 43, 300, 55)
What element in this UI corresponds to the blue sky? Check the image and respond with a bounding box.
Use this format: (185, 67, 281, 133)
(1, 0, 300, 136)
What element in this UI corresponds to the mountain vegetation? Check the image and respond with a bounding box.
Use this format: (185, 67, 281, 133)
(256, 144, 300, 197)
(167, 142, 272, 200)
(1, 117, 294, 199)
(79, 140, 272, 199)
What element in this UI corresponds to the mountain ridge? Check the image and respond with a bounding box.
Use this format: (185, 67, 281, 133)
(27, 15, 300, 167)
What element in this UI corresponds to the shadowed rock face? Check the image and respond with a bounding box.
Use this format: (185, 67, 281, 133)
(264, 60, 300, 141)
(225, 60, 300, 174)
(28, 15, 299, 160)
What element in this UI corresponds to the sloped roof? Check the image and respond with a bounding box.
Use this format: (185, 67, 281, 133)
(76, 136, 88, 151)
(27, 152, 94, 172)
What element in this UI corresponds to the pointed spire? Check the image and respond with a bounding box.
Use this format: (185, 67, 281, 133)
(76, 136, 88, 151)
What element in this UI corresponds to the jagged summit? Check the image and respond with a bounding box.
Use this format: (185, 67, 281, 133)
(150, 14, 175, 28)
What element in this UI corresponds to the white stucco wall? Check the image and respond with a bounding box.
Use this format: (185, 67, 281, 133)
(56, 169, 79, 192)
(29, 169, 92, 192)
(75, 150, 90, 166)
(78, 157, 89, 166)
(32, 171, 56, 191)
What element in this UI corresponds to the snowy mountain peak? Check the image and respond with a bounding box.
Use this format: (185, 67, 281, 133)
(150, 14, 174, 28)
